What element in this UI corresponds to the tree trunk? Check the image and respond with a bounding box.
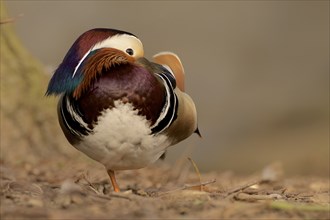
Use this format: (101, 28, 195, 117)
(0, 2, 71, 165)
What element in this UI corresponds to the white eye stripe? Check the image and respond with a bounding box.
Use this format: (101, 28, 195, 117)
(72, 34, 144, 78)
(92, 34, 143, 54)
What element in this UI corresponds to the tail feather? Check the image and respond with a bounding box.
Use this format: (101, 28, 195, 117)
(194, 127, 202, 138)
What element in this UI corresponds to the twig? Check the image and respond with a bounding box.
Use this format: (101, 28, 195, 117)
(0, 18, 15, 24)
(235, 192, 283, 202)
(0, 14, 24, 25)
(187, 157, 202, 191)
(224, 179, 262, 197)
(82, 173, 101, 195)
(158, 179, 216, 195)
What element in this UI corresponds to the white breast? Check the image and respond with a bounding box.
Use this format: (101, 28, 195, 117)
(74, 101, 170, 170)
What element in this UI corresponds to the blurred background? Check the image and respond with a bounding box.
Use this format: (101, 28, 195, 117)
(3, 1, 329, 176)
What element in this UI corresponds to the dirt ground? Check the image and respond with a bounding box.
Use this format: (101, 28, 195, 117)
(0, 155, 329, 219)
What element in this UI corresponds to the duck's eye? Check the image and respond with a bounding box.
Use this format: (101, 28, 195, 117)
(126, 48, 134, 56)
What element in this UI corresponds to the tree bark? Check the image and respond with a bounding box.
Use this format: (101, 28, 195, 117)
(0, 2, 71, 165)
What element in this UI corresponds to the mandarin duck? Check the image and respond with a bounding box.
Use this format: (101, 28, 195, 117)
(46, 28, 200, 192)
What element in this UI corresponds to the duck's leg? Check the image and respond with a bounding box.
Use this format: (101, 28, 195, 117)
(107, 169, 120, 192)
